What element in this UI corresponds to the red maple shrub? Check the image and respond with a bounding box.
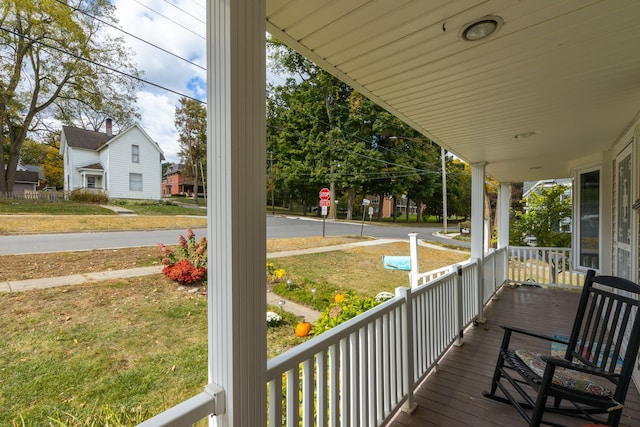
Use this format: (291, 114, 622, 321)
(158, 228, 207, 286)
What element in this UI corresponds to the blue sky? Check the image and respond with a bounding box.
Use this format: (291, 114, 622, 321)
(109, 1, 292, 164)
(112, 0, 207, 163)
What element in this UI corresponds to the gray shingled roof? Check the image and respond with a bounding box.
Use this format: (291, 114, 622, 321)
(14, 170, 39, 183)
(164, 163, 185, 176)
(78, 163, 104, 170)
(62, 126, 111, 150)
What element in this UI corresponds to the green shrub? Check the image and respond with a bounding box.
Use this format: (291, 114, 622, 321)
(312, 291, 381, 335)
(68, 189, 109, 203)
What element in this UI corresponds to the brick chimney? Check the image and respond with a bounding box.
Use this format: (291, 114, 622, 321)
(106, 118, 113, 137)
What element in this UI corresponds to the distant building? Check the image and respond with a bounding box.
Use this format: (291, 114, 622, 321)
(162, 163, 204, 197)
(10, 163, 39, 195)
(60, 119, 164, 200)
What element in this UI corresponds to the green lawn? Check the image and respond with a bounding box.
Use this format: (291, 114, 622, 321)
(0, 198, 207, 217)
(0, 199, 116, 215)
(0, 242, 468, 426)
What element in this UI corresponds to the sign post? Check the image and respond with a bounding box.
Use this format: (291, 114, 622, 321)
(361, 199, 370, 236)
(319, 187, 330, 237)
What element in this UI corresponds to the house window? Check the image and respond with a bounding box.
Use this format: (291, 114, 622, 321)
(132, 145, 140, 163)
(574, 168, 600, 270)
(130, 173, 143, 191)
(87, 176, 96, 188)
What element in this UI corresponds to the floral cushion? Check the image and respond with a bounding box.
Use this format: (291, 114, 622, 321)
(515, 350, 614, 397)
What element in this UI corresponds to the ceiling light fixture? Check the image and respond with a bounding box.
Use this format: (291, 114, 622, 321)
(461, 16, 503, 41)
(514, 131, 536, 139)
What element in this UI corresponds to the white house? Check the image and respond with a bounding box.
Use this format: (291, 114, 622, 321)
(60, 119, 164, 200)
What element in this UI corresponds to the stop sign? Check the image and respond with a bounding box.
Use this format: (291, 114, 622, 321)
(319, 187, 330, 200)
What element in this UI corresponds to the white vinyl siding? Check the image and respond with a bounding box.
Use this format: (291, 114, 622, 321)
(99, 126, 163, 200)
(65, 148, 100, 191)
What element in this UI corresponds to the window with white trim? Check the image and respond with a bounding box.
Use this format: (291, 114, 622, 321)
(129, 173, 143, 191)
(132, 145, 140, 163)
(574, 168, 600, 271)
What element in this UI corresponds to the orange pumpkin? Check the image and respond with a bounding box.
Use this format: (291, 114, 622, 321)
(295, 321, 312, 337)
(334, 293, 346, 303)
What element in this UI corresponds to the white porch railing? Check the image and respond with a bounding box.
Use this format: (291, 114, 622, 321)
(508, 246, 585, 288)
(264, 250, 507, 427)
(139, 245, 589, 426)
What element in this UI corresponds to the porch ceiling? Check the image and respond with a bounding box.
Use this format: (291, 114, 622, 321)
(266, 0, 640, 183)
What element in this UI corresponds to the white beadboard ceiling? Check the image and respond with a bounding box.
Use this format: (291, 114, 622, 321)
(266, 0, 640, 183)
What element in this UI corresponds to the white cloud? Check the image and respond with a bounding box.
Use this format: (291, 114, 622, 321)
(111, 0, 207, 163)
(136, 91, 181, 163)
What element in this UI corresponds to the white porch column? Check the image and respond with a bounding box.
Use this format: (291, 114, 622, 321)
(471, 162, 486, 323)
(207, 1, 266, 426)
(471, 163, 486, 259)
(497, 183, 511, 249)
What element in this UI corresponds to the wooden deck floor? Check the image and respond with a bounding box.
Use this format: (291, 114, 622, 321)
(389, 285, 640, 427)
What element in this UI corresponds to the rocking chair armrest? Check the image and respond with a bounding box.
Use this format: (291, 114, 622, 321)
(499, 324, 565, 344)
(540, 355, 620, 379)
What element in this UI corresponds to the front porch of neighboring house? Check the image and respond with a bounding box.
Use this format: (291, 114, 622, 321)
(76, 165, 105, 191)
(136, 2, 640, 426)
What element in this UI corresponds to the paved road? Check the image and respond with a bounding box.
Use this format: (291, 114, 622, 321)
(0, 216, 468, 255)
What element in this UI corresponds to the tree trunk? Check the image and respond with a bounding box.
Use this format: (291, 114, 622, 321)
(192, 164, 199, 204)
(392, 196, 398, 222)
(346, 187, 355, 220)
(405, 198, 410, 223)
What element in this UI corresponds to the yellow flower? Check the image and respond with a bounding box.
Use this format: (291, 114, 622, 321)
(274, 269, 286, 279)
(334, 293, 345, 303)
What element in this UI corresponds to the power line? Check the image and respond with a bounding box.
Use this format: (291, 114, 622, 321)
(0, 25, 205, 105)
(187, 0, 206, 10)
(133, 0, 205, 40)
(160, 0, 206, 25)
(267, 124, 445, 175)
(54, 0, 206, 72)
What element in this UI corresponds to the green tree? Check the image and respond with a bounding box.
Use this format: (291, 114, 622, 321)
(267, 37, 445, 220)
(175, 97, 207, 204)
(511, 184, 572, 281)
(0, 0, 141, 193)
(19, 135, 62, 188)
(513, 185, 572, 248)
(267, 38, 354, 215)
(18, 139, 46, 165)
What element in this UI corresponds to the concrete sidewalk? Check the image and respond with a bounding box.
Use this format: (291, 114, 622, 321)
(0, 238, 468, 322)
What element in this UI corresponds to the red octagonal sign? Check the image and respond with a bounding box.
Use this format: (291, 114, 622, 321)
(319, 187, 330, 200)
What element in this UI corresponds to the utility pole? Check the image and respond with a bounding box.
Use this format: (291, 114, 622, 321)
(269, 151, 275, 215)
(441, 147, 448, 234)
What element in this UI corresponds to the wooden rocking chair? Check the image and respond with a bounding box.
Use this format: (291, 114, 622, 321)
(483, 270, 640, 426)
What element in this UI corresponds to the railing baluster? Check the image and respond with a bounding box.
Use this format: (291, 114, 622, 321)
(375, 317, 383, 424)
(349, 331, 359, 426)
(302, 357, 314, 427)
(367, 322, 377, 426)
(340, 336, 350, 427)
(287, 365, 300, 427)
(359, 327, 368, 426)
(317, 350, 328, 427)
(329, 343, 339, 427)
(269, 376, 282, 426)
(382, 313, 390, 415)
